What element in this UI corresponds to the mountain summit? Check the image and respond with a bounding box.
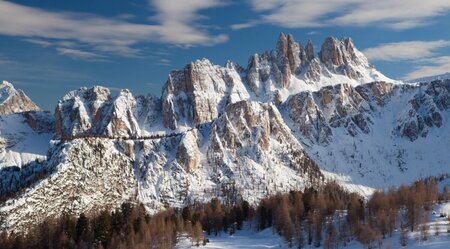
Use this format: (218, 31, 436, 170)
(0, 81, 40, 115)
(161, 34, 394, 130)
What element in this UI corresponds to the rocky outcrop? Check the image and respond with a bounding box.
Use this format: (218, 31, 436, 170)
(55, 86, 112, 137)
(161, 59, 249, 129)
(397, 80, 450, 141)
(207, 100, 321, 183)
(0, 81, 40, 115)
(55, 87, 148, 138)
(1, 138, 137, 232)
(285, 82, 395, 143)
(245, 34, 391, 101)
(272, 33, 304, 88)
(319, 37, 370, 80)
(285, 92, 332, 144)
(305, 40, 314, 61)
(104, 90, 140, 137)
(176, 130, 201, 172)
(246, 52, 272, 96)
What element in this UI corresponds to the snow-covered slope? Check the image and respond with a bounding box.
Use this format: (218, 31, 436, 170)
(0, 112, 53, 168)
(176, 203, 450, 249)
(282, 80, 450, 190)
(1, 99, 322, 232)
(1, 33, 450, 234)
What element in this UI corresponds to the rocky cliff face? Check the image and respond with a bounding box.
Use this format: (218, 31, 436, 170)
(1, 34, 450, 233)
(2, 138, 137, 232)
(284, 82, 395, 144)
(161, 34, 392, 131)
(282, 80, 450, 191)
(161, 59, 249, 129)
(397, 80, 450, 141)
(207, 101, 320, 182)
(0, 81, 40, 115)
(245, 34, 392, 105)
(55, 86, 164, 138)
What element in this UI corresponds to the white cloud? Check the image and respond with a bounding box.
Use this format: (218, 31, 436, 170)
(363, 40, 450, 61)
(23, 38, 52, 47)
(404, 56, 450, 80)
(155, 58, 171, 66)
(362, 40, 450, 80)
(56, 48, 107, 61)
(0, 1, 228, 58)
(230, 20, 260, 30)
(244, 0, 450, 30)
(307, 31, 321, 36)
(148, 0, 229, 45)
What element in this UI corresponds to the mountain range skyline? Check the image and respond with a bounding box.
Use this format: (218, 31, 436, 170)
(1, 0, 450, 110)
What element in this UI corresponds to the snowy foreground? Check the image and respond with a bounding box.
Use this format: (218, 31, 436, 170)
(176, 203, 450, 249)
(176, 227, 289, 249)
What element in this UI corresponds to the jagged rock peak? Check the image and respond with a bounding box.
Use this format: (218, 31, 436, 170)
(319, 36, 368, 67)
(306, 39, 314, 61)
(0, 80, 40, 115)
(273, 33, 303, 87)
(161, 58, 250, 129)
(55, 86, 141, 137)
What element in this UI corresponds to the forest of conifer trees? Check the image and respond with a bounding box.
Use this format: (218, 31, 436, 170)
(1, 177, 449, 249)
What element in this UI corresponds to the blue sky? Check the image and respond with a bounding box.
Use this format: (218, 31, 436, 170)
(1, 0, 450, 110)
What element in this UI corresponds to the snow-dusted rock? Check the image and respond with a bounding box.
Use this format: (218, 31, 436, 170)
(0, 81, 40, 115)
(55, 86, 112, 137)
(161, 59, 250, 130)
(397, 80, 450, 141)
(1, 138, 137, 232)
(207, 100, 320, 183)
(55, 86, 145, 137)
(284, 82, 394, 144)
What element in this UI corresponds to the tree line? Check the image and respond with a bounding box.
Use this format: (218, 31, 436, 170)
(0, 177, 448, 249)
(256, 177, 446, 248)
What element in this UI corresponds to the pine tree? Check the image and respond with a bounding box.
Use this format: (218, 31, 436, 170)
(94, 210, 112, 248)
(76, 213, 89, 243)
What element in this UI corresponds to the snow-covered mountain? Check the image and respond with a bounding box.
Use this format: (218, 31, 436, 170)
(0, 81, 40, 115)
(0, 81, 53, 169)
(1, 34, 449, 233)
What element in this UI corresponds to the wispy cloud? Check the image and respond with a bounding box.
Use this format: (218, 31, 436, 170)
(155, 58, 171, 66)
(363, 40, 450, 80)
(56, 48, 108, 61)
(0, 56, 92, 85)
(230, 20, 260, 30)
(240, 0, 450, 30)
(404, 56, 450, 80)
(0, 1, 228, 59)
(307, 31, 321, 36)
(149, 0, 228, 45)
(363, 40, 450, 61)
(23, 38, 52, 47)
